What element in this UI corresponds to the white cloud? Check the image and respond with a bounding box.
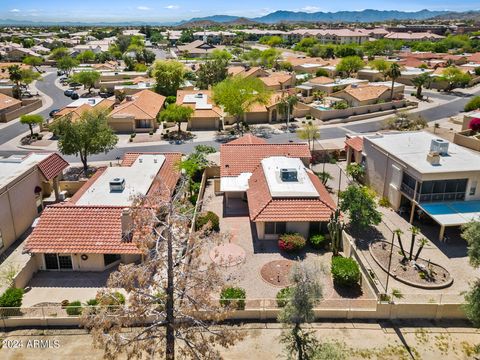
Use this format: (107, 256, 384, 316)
(165, 5, 179, 10)
(137, 6, 150, 11)
(301, 6, 321, 12)
(190, 9, 201, 13)
(10, 9, 20, 12)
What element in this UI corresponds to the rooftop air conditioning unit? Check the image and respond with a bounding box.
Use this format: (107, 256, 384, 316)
(430, 138, 449, 156)
(280, 168, 298, 182)
(109, 178, 126, 192)
(195, 93, 203, 98)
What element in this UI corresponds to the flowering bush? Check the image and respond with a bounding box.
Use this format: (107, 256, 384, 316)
(469, 118, 480, 133)
(278, 233, 306, 252)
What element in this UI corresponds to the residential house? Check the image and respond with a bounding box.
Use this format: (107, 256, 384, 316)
(288, 29, 369, 45)
(52, 97, 115, 123)
(24, 152, 182, 271)
(0, 92, 22, 119)
(220, 135, 336, 240)
(332, 84, 397, 107)
(192, 31, 236, 44)
(0, 153, 68, 255)
(259, 72, 296, 91)
(363, 131, 480, 240)
(176, 40, 226, 58)
(384, 32, 445, 42)
(108, 89, 166, 133)
(345, 136, 364, 166)
(176, 90, 223, 131)
(227, 66, 269, 78)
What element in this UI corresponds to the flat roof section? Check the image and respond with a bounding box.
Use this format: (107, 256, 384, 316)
(0, 153, 50, 189)
(365, 131, 480, 174)
(75, 154, 165, 206)
(419, 200, 480, 226)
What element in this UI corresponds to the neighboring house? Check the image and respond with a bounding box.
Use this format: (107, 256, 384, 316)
(286, 57, 330, 74)
(0, 153, 68, 255)
(333, 84, 394, 107)
(345, 136, 364, 166)
(176, 40, 226, 58)
(288, 29, 369, 45)
(259, 72, 296, 91)
(176, 90, 223, 131)
(192, 31, 236, 44)
(396, 67, 434, 86)
(108, 89, 166, 133)
(53, 97, 115, 122)
(227, 66, 270, 78)
(299, 77, 368, 95)
(24, 152, 181, 272)
(0, 92, 22, 117)
(220, 134, 336, 240)
(363, 131, 480, 240)
(384, 32, 445, 42)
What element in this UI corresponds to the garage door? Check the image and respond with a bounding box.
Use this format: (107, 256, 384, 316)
(189, 118, 218, 131)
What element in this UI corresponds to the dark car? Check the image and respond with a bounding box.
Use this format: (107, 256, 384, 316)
(64, 89, 75, 97)
(70, 92, 79, 100)
(99, 91, 114, 98)
(69, 82, 82, 88)
(49, 109, 60, 118)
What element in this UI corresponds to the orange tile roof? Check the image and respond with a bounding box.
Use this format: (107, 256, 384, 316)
(398, 57, 425, 68)
(286, 57, 328, 67)
(340, 84, 389, 102)
(54, 99, 115, 122)
(259, 73, 293, 87)
(37, 153, 69, 180)
(246, 165, 336, 222)
(0, 93, 21, 111)
(109, 89, 166, 120)
(345, 136, 364, 152)
(24, 205, 142, 254)
(221, 137, 311, 177)
(468, 52, 480, 63)
(309, 76, 334, 84)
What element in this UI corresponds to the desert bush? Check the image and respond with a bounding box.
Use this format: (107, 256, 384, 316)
(66, 300, 82, 316)
(0, 288, 24, 307)
(278, 233, 306, 252)
(220, 287, 246, 310)
(309, 233, 329, 249)
(276, 287, 293, 308)
(331, 256, 361, 287)
(465, 96, 480, 112)
(195, 211, 220, 232)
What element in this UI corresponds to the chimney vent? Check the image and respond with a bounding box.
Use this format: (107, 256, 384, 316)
(427, 151, 441, 166)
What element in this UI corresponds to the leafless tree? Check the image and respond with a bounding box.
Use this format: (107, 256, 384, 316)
(82, 179, 243, 359)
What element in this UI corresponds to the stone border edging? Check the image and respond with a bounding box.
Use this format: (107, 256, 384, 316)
(369, 241, 454, 290)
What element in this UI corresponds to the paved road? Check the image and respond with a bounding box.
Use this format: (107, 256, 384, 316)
(0, 70, 71, 146)
(0, 78, 479, 162)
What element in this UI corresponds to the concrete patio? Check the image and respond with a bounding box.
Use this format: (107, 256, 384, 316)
(22, 267, 117, 307)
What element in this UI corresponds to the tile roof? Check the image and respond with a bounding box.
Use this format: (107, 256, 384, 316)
(345, 136, 364, 152)
(259, 73, 294, 87)
(24, 205, 142, 254)
(37, 153, 69, 180)
(221, 137, 311, 177)
(0, 93, 21, 111)
(308, 76, 334, 84)
(339, 84, 389, 102)
(109, 89, 166, 120)
(228, 134, 267, 145)
(246, 165, 336, 222)
(176, 89, 223, 118)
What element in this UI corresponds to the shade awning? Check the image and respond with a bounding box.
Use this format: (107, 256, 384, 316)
(419, 200, 480, 227)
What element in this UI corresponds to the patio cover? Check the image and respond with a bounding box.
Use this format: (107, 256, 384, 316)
(296, 84, 313, 90)
(419, 200, 480, 227)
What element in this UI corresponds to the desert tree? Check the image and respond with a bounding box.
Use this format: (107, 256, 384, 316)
(297, 122, 320, 150)
(463, 220, 480, 327)
(82, 179, 242, 360)
(20, 114, 43, 137)
(278, 262, 323, 360)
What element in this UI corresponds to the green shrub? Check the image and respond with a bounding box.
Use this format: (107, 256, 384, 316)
(465, 96, 480, 112)
(220, 287, 246, 310)
(85, 298, 98, 306)
(278, 233, 306, 252)
(333, 101, 349, 110)
(379, 197, 391, 208)
(130, 132, 136, 138)
(112, 291, 125, 305)
(165, 95, 177, 104)
(331, 256, 361, 287)
(306, 115, 312, 120)
(0, 288, 24, 307)
(66, 300, 82, 316)
(195, 211, 220, 232)
(276, 287, 293, 308)
(310, 233, 329, 249)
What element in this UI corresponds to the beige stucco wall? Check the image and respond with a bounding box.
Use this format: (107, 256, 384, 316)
(33, 253, 141, 272)
(108, 116, 135, 133)
(188, 117, 219, 131)
(256, 221, 310, 240)
(0, 168, 42, 254)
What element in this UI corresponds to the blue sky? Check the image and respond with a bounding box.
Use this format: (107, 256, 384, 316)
(1, 1, 479, 22)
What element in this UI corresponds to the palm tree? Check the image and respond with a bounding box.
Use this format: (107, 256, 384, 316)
(413, 238, 429, 261)
(8, 65, 22, 99)
(394, 229, 407, 261)
(411, 73, 432, 99)
(278, 94, 298, 131)
(387, 63, 402, 101)
(408, 226, 420, 261)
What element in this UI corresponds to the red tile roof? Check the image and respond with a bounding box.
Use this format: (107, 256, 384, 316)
(221, 136, 311, 177)
(246, 166, 336, 222)
(37, 153, 69, 180)
(345, 136, 364, 152)
(24, 205, 142, 254)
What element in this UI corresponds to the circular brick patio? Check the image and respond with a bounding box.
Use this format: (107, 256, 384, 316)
(210, 243, 246, 267)
(260, 260, 294, 287)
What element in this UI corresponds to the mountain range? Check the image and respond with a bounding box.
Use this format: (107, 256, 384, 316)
(0, 9, 479, 27)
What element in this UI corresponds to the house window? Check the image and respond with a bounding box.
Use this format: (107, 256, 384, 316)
(265, 222, 286, 235)
(135, 119, 151, 129)
(104, 254, 121, 266)
(470, 181, 478, 196)
(44, 254, 73, 270)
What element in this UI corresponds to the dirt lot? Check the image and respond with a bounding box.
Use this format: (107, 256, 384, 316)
(1, 321, 480, 360)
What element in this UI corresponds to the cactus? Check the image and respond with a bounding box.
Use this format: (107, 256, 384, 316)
(328, 208, 345, 256)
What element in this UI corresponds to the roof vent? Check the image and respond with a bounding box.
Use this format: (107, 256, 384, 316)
(88, 98, 96, 105)
(109, 177, 125, 192)
(280, 168, 298, 182)
(126, 95, 133, 101)
(430, 138, 449, 156)
(195, 93, 203, 98)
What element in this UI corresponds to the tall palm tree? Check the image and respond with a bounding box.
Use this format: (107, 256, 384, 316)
(8, 65, 22, 99)
(387, 63, 402, 101)
(278, 94, 298, 131)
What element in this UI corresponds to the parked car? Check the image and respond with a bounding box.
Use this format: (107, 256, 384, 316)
(49, 109, 60, 118)
(69, 82, 82, 88)
(57, 70, 65, 76)
(21, 91, 34, 98)
(64, 89, 75, 97)
(70, 92, 79, 100)
(99, 91, 114, 98)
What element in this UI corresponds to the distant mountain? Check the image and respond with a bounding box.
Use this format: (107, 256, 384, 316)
(226, 17, 258, 26)
(433, 10, 480, 21)
(179, 15, 240, 25)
